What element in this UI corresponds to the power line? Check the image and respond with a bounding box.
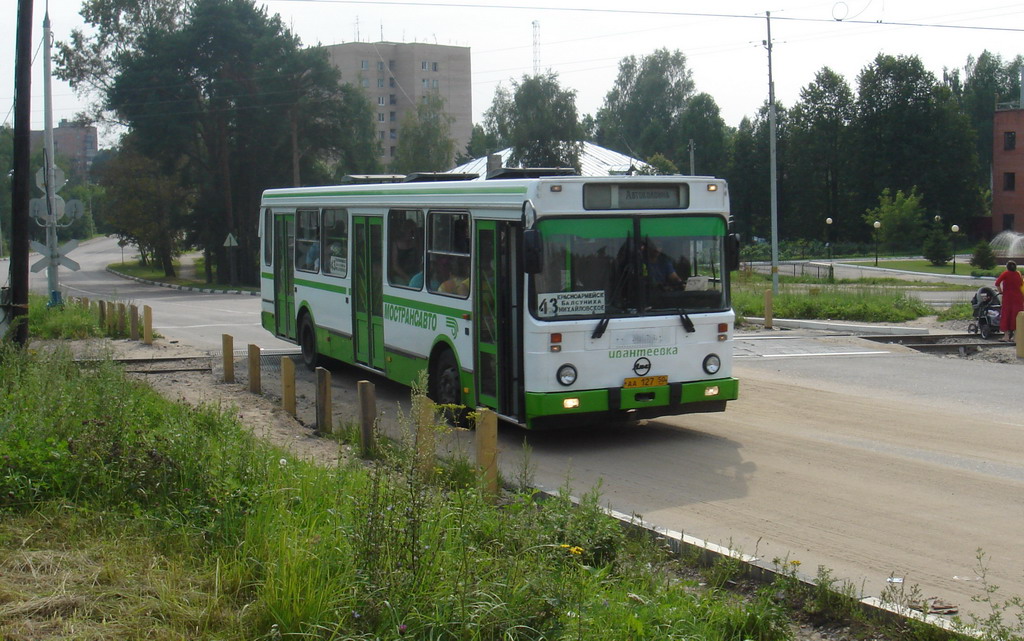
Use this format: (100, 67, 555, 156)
(267, 0, 1024, 34)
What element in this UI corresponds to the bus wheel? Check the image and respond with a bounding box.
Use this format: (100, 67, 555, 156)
(299, 316, 320, 371)
(430, 349, 465, 425)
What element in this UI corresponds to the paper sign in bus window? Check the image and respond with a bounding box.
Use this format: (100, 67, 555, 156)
(536, 291, 606, 318)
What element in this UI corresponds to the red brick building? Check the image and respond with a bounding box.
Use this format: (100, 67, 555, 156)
(992, 108, 1024, 234)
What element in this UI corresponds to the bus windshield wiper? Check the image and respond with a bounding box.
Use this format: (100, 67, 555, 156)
(592, 232, 635, 340)
(678, 308, 695, 333)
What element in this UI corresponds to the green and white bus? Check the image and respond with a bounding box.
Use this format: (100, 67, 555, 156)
(259, 174, 739, 429)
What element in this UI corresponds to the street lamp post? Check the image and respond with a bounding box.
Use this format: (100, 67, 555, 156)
(825, 217, 833, 261)
(873, 220, 881, 267)
(951, 224, 960, 274)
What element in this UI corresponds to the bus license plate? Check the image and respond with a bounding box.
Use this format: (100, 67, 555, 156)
(623, 375, 668, 389)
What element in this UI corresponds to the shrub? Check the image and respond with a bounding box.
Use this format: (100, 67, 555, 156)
(971, 240, 998, 271)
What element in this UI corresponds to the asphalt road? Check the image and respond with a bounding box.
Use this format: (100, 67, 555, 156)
(23, 237, 1024, 620)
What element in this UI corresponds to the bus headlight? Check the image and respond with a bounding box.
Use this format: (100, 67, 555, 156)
(702, 354, 721, 375)
(557, 364, 577, 386)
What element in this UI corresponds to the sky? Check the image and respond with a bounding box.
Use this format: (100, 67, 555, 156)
(4, 0, 1024, 148)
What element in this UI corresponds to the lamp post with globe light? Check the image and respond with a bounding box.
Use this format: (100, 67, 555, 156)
(825, 217, 833, 261)
(873, 220, 881, 267)
(951, 224, 960, 274)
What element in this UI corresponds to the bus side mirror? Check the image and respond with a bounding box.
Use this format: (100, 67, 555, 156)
(522, 229, 543, 274)
(726, 233, 740, 272)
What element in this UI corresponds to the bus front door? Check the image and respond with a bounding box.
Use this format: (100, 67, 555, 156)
(353, 216, 386, 370)
(273, 213, 296, 339)
(474, 221, 521, 419)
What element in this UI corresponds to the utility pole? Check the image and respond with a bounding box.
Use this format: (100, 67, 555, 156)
(42, 11, 60, 305)
(765, 11, 780, 295)
(7, 0, 34, 345)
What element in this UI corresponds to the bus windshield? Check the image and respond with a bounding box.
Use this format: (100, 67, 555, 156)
(531, 215, 728, 320)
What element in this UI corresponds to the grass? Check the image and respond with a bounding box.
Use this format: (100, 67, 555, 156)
(732, 284, 934, 323)
(871, 259, 1000, 279)
(111, 257, 257, 292)
(2, 279, 998, 641)
(0, 341, 805, 640)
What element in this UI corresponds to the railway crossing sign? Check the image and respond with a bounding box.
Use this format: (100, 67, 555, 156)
(30, 238, 80, 273)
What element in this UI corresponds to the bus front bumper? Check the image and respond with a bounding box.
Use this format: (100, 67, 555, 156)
(523, 377, 739, 429)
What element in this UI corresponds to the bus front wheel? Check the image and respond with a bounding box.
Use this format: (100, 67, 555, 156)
(299, 316, 320, 371)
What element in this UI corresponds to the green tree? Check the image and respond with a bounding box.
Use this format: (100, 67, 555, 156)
(922, 227, 953, 266)
(971, 239, 998, 270)
(97, 0, 377, 284)
(787, 68, 856, 244)
(863, 187, 926, 252)
(674, 93, 728, 177)
(596, 49, 695, 164)
(851, 54, 983, 233)
(391, 92, 456, 174)
(484, 72, 583, 171)
(638, 153, 679, 175)
(99, 140, 191, 276)
(724, 103, 791, 244)
(456, 124, 500, 165)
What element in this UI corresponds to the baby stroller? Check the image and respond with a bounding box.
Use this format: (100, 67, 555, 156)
(968, 286, 1001, 339)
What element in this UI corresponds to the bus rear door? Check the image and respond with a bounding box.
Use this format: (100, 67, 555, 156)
(273, 213, 296, 339)
(352, 216, 386, 370)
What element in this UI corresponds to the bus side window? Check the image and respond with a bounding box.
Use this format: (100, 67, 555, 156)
(388, 210, 424, 288)
(296, 208, 320, 273)
(322, 208, 348, 277)
(427, 210, 471, 298)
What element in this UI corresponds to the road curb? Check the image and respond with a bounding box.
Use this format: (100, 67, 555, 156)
(743, 317, 930, 335)
(106, 267, 259, 296)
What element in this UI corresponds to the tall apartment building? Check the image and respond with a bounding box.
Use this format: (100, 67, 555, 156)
(30, 119, 99, 179)
(322, 42, 472, 170)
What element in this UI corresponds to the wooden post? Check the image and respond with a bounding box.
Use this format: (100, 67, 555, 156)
(248, 344, 261, 394)
(222, 334, 235, 383)
(415, 396, 435, 478)
(358, 380, 377, 458)
(1017, 312, 1024, 359)
(116, 303, 127, 335)
(129, 304, 139, 341)
(475, 408, 499, 502)
(763, 289, 774, 330)
(142, 305, 153, 345)
(315, 366, 333, 434)
(80, 296, 89, 309)
(281, 356, 296, 415)
(97, 300, 107, 329)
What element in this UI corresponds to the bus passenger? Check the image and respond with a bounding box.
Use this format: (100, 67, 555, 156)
(440, 258, 470, 296)
(390, 219, 422, 285)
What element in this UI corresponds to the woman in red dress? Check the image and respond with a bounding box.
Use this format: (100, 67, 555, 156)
(995, 261, 1024, 341)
